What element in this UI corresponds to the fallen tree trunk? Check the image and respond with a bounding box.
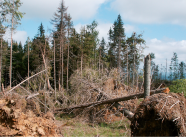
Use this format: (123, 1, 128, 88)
(55, 87, 168, 113)
(6, 69, 47, 94)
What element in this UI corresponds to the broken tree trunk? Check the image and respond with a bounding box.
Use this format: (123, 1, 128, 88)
(55, 87, 168, 113)
(144, 54, 151, 98)
(6, 69, 47, 94)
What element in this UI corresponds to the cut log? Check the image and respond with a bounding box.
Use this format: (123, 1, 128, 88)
(55, 87, 168, 113)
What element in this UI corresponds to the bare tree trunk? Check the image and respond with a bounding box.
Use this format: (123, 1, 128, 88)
(118, 37, 121, 75)
(165, 58, 167, 80)
(67, 26, 70, 91)
(59, 40, 61, 90)
(55, 88, 167, 112)
(126, 44, 128, 85)
(99, 48, 101, 76)
(62, 39, 63, 88)
(10, 0, 14, 89)
(0, 37, 2, 93)
(7, 69, 47, 94)
(54, 40, 56, 100)
(28, 41, 29, 90)
(81, 53, 83, 79)
(40, 39, 51, 90)
(144, 54, 151, 98)
(133, 39, 135, 88)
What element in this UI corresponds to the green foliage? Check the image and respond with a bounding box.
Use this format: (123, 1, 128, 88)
(169, 79, 186, 96)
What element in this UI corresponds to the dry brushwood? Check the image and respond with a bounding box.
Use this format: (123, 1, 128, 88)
(55, 88, 169, 119)
(0, 95, 58, 136)
(131, 92, 186, 136)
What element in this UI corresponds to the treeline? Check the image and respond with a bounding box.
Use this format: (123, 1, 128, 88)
(0, 0, 147, 91)
(0, 0, 185, 92)
(151, 52, 186, 83)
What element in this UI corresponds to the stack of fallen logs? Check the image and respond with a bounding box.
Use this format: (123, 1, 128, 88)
(1, 87, 185, 136)
(55, 87, 186, 136)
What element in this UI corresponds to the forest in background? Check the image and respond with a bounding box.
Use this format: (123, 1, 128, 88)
(0, 0, 186, 94)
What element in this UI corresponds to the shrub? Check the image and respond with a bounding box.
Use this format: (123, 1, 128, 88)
(169, 79, 186, 96)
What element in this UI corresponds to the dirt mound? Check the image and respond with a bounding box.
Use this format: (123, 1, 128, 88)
(0, 95, 58, 136)
(131, 93, 186, 136)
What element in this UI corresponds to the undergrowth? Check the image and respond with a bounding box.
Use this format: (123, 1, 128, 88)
(55, 115, 131, 137)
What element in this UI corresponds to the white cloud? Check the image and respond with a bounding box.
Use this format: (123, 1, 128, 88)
(144, 38, 186, 66)
(3, 30, 28, 45)
(20, 0, 107, 21)
(111, 0, 186, 25)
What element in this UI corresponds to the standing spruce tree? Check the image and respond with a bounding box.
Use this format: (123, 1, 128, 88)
(126, 32, 145, 85)
(98, 37, 107, 75)
(51, 0, 67, 90)
(179, 61, 185, 79)
(31, 23, 52, 90)
(65, 13, 73, 91)
(108, 15, 125, 71)
(169, 52, 179, 80)
(86, 20, 99, 69)
(3, 0, 24, 88)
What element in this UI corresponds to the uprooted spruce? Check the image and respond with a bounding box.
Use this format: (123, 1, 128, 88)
(0, 94, 58, 136)
(131, 93, 186, 136)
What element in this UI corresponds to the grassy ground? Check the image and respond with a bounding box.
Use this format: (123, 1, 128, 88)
(55, 115, 131, 136)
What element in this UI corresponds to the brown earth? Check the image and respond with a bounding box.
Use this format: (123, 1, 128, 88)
(0, 94, 59, 136)
(131, 92, 186, 136)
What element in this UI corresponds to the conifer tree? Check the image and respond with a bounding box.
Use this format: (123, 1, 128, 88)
(3, 0, 24, 88)
(65, 13, 73, 91)
(51, 0, 67, 90)
(171, 52, 179, 80)
(179, 61, 185, 79)
(108, 15, 125, 71)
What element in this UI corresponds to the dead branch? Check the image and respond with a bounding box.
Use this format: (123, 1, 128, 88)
(6, 69, 47, 94)
(25, 93, 39, 100)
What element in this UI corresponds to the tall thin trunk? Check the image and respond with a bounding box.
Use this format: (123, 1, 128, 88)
(67, 27, 70, 91)
(62, 39, 63, 88)
(165, 58, 167, 80)
(144, 54, 151, 98)
(118, 37, 121, 73)
(99, 48, 101, 76)
(81, 54, 83, 78)
(0, 37, 2, 92)
(59, 40, 61, 90)
(28, 42, 29, 90)
(61, 4, 64, 89)
(133, 39, 135, 88)
(126, 44, 128, 85)
(10, 0, 14, 89)
(54, 40, 56, 100)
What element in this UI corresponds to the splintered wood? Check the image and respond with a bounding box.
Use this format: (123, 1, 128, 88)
(0, 98, 58, 136)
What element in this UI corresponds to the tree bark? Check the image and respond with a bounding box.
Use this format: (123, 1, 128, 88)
(28, 41, 29, 90)
(54, 39, 56, 100)
(7, 69, 47, 94)
(67, 23, 70, 91)
(10, 0, 14, 89)
(0, 37, 2, 93)
(55, 88, 167, 112)
(144, 54, 151, 98)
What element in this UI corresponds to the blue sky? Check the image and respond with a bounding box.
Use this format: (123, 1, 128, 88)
(3, 0, 186, 68)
